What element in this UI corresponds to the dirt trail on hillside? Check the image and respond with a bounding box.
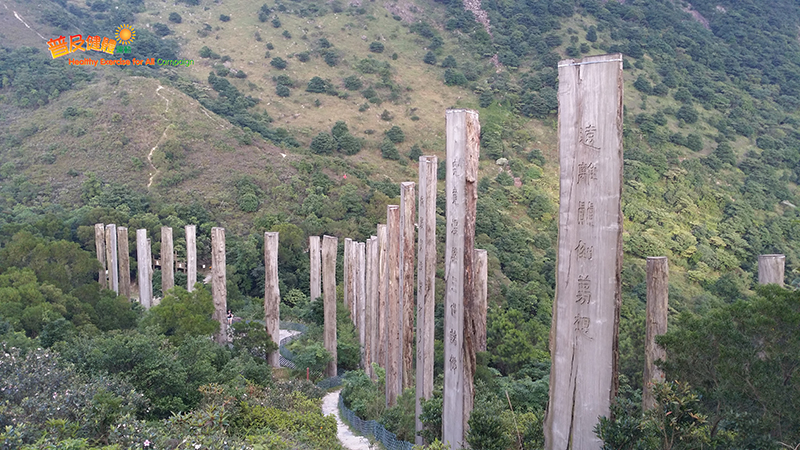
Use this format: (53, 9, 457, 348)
(146, 86, 170, 188)
(321, 390, 374, 450)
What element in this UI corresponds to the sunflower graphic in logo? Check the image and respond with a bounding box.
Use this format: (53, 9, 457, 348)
(115, 24, 136, 45)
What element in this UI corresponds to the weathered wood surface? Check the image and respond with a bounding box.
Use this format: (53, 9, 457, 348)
(147, 238, 156, 306)
(444, 109, 480, 449)
(105, 224, 119, 294)
(358, 241, 367, 369)
(758, 254, 785, 286)
(386, 205, 402, 407)
(545, 54, 624, 450)
(366, 236, 378, 378)
(95, 224, 106, 288)
(474, 249, 488, 353)
(643, 256, 668, 411)
(265, 232, 281, 368)
(377, 224, 388, 370)
(322, 235, 339, 377)
(161, 227, 174, 294)
(310, 236, 321, 301)
(400, 182, 416, 391)
(344, 238, 353, 324)
(117, 227, 131, 299)
(211, 227, 228, 345)
(186, 225, 197, 292)
(416, 155, 438, 446)
(136, 229, 152, 308)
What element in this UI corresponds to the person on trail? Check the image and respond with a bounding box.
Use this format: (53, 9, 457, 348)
(227, 310, 233, 325)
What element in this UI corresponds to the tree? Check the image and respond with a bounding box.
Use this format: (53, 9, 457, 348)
(384, 125, 405, 143)
(140, 286, 219, 345)
(270, 57, 287, 69)
(310, 132, 336, 154)
(423, 51, 437, 65)
(408, 144, 423, 161)
(441, 55, 457, 68)
(586, 25, 597, 42)
(168, 12, 182, 23)
(344, 75, 363, 91)
(444, 69, 468, 86)
(380, 139, 400, 160)
(152, 23, 171, 37)
(676, 104, 699, 123)
(276, 85, 290, 97)
(306, 76, 327, 93)
(686, 133, 703, 152)
(331, 120, 349, 139)
(369, 42, 384, 53)
(337, 133, 362, 155)
(219, 14, 231, 22)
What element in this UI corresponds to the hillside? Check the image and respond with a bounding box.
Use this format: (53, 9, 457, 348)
(1, 0, 800, 446)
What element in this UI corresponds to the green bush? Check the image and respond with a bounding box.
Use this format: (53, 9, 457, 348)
(306, 76, 328, 93)
(380, 139, 400, 160)
(152, 23, 171, 37)
(219, 14, 231, 22)
(276, 84, 290, 97)
(168, 12, 182, 23)
(384, 125, 405, 143)
(140, 285, 219, 345)
(337, 133, 362, 155)
(270, 57, 287, 69)
(423, 51, 436, 65)
(344, 75, 363, 90)
(369, 41, 385, 53)
(408, 143, 423, 161)
(310, 132, 336, 154)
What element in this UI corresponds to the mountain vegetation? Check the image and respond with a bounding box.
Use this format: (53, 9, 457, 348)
(1, 0, 800, 447)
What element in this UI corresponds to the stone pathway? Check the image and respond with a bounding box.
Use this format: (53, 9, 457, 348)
(321, 389, 374, 450)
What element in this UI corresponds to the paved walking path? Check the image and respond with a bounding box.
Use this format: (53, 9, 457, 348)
(321, 389, 374, 450)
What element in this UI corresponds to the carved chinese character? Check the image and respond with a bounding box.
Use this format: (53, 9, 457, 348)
(450, 247, 459, 263)
(451, 186, 458, 204)
(577, 201, 595, 226)
(575, 240, 594, 260)
(576, 275, 591, 304)
(449, 355, 458, 371)
(579, 124, 599, 150)
(449, 328, 457, 343)
(450, 302, 457, 316)
(451, 157, 464, 177)
(574, 314, 590, 334)
(450, 218, 459, 234)
(576, 162, 597, 185)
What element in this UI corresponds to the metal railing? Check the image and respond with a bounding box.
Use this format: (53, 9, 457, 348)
(338, 394, 414, 450)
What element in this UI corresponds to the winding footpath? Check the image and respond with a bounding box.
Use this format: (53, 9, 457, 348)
(321, 389, 374, 450)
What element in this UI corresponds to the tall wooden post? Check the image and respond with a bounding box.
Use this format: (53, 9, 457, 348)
(377, 224, 388, 369)
(443, 109, 480, 448)
(545, 54, 624, 450)
(474, 249, 488, 352)
(322, 235, 338, 377)
(211, 227, 228, 345)
(310, 236, 321, 301)
(137, 229, 152, 308)
(344, 238, 353, 323)
(161, 227, 174, 294)
(758, 254, 785, 286)
(416, 155, 438, 446)
(366, 236, 377, 378)
(265, 232, 281, 368)
(117, 227, 131, 299)
(643, 256, 668, 411)
(186, 225, 197, 292)
(105, 224, 119, 294)
(95, 224, 106, 288)
(386, 205, 402, 407)
(358, 241, 367, 369)
(400, 182, 416, 390)
(147, 238, 156, 306)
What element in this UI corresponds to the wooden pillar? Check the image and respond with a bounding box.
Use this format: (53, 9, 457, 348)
(161, 227, 174, 294)
(322, 235, 338, 377)
(136, 229, 152, 308)
(211, 227, 228, 345)
(358, 241, 367, 369)
(376, 224, 388, 369)
(443, 109, 480, 449)
(344, 238, 353, 323)
(265, 232, 281, 368)
(386, 205, 402, 407)
(545, 54, 624, 450)
(474, 249, 488, 353)
(186, 225, 197, 292)
(643, 256, 668, 411)
(400, 182, 416, 390)
(105, 224, 119, 294)
(95, 223, 106, 288)
(366, 236, 377, 378)
(147, 238, 156, 306)
(117, 227, 131, 299)
(758, 254, 785, 286)
(310, 236, 321, 301)
(416, 155, 438, 446)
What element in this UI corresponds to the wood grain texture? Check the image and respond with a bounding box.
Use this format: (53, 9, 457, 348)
(474, 249, 488, 353)
(147, 238, 155, 306)
(310, 236, 321, 301)
(400, 181, 416, 390)
(358, 241, 367, 369)
(368, 235, 379, 378)
(758, 254, 785, 286)
(105, 224, 119, 294)
(265, 232, 281, 367)
(386, 205, 402, 407)
(344, 238, 353, 324)
(377, 224, 388, 370)
(186, 225, 197, 292)
(95, 224, 106, 288)
(643, 256, 668, 411)
(322, 235, 339, 377)
(136, 229, 151, 308)
(117, 227, 131, 299)
(161, 227, 174, 294)
(416, 155, 438, 446)
(545, 54, 624, 450)
(211, 227, 228, 345)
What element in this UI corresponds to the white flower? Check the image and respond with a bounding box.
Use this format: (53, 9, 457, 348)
(144, 440, 151, 447)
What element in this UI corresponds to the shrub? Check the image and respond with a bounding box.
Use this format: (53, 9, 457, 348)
(369, 41, 385, 53)
(344, 75, 363, 90)
(380, 109, 393, 121)
(272, 17, 281, 27)
(318, 37, 332, 48)
(310, 132, 336, 154)
(274, 74, 294, 87)
(152, 23, 171, 37)
(140, 286, 220, 345)
(337, 133, 362, 155)
(408, 143, 422, 161)
(384, 125, 405, 143)
(270, 57, 287, 69)
(381, 139, 400, 160)
(441, 55, 457, 68)
(168, 12, 182, 23)
(331, 120, 349, 139)
(219, 14, 230, 22)
(297, 51, 310, 62)
(282, 30, 292, 39)
(266, 42, 274, 50)
(323, 50, 339, 66)
(423, 51, 436, 65)
(306, 76, 328, 93)
(444, 69, 468, 86)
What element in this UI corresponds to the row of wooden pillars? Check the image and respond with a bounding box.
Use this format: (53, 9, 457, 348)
(95, 225, 283, 367)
